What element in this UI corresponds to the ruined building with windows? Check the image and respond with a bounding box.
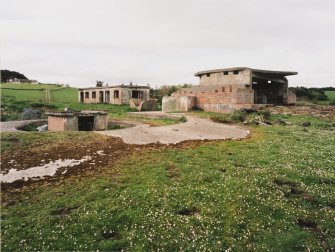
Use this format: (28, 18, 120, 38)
(79, 84, 150, 105)
(162, 67, 297, 113)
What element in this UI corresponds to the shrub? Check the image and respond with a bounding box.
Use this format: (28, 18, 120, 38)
(107, 124, 122, 130)
(21, 108, 43, 120)
(211, 114, 232, 124)
(230, 111, 247, 122)
(258, 110, 271, 120)
(179, 116, 187, 123)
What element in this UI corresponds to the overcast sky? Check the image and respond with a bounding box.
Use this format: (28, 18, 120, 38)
(1, 0, 334, 88)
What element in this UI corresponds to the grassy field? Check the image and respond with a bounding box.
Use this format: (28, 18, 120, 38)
(0, 83, 78, 103)
(325, 90, 335, 100)
(0, 83, 183, 125)
(296, 90, 335, 105)
(1, 113, 334, 251)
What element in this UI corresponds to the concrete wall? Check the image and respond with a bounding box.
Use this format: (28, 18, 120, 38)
(48, 116, 78, 131)
(79, 87, 150, 105)
(130, 99, 158, 111)
(162, 96, 196, 112)
(93, 114, 107, 131)
(287, 90, 296, 104)
(48, 114, 106, 131)
(199, 69, 252, 87)
(168, 84, 254, 113)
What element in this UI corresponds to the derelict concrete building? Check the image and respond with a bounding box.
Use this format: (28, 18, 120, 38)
(46, 111, 107, 131)
(79, 85, 150, 105)
(163, 67, 297, 113)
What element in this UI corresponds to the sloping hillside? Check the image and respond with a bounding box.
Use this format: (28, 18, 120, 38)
(1, 83, 78, 103)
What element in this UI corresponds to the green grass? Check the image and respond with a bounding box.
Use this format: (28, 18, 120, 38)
(1, 131, 100, 152)
(325, 91, 335, 100)
(0, 83, 64, 89)
(50, 88, 78, 103)
(1, 114, 334, 251)
(1, 83, 78, 103)
(296, 90, 335, 105)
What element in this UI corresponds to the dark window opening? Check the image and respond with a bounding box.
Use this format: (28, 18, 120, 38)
(92, 92, 96, 98)
(114, 90, 119, 98)
(246, 85, 250, 88)
(132, 90, 143, 99)
(78, 116, 94, 131)
(229, 86, 232, 92)
(215, 90, 218, 93)
(223, 71, 228, 75)
(233, 70, 239, 75)
(99, 91, 104, 103)
(80, 92, 84, 102)
(222, 87, 225, 92)
(85, 92, 89, 98)
(206, 73, 210, 77)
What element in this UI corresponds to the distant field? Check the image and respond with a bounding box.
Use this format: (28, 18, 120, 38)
(51, 88, 78, 103)
(325, 90, 335, 100)
(0, 83, 63, 89)
(0, 83, 78, 103)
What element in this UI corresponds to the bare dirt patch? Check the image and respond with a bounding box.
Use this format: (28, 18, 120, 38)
(0, 135, 133, 190)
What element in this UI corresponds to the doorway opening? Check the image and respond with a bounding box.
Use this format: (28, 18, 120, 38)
(252, 77, 284, 104)
(99, 91, 104, 103)
(78, 116, 95, 131)
(105, 91, 110, 103)
(80, 92, 84, 103)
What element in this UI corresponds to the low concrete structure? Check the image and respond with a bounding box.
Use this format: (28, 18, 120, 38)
(46, 111, 107, 131)
(78, 84, 150, 105)
(129, 98, 158, 111)
(163, 67, 297, 113)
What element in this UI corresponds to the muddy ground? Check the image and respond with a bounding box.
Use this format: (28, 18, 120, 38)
(0, 135, 130, 191)
(0, 133, 244, 194)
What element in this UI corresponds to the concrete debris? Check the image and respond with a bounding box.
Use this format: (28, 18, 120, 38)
(36, 124, 48, 131)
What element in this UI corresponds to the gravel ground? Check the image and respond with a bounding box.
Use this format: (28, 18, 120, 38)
(0, 120, 45, 132)
(98, 115, 250, 144)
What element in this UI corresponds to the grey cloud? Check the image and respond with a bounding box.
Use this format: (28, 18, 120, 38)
(1, 0, 334, 87)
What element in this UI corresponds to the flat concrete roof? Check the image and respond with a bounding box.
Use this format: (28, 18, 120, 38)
(194, 67, 298, 76)
(79, 85, 150, 91)
(46, 110, 107, 117)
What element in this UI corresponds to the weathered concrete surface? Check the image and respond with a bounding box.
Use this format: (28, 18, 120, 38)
(0, 120, 45, 132)
(127, 111, 185, 119)
(129, 99, 158, 111)
(162, 96, 196, 112)
(98, 115, 249, 145)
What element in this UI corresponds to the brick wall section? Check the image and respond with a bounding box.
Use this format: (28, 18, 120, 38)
(166, 84, 254, 112)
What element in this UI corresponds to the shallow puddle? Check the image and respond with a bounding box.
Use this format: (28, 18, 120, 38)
(0, 156, 91, 183)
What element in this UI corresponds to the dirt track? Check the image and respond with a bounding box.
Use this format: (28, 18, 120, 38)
(98, 116, 250, 144)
